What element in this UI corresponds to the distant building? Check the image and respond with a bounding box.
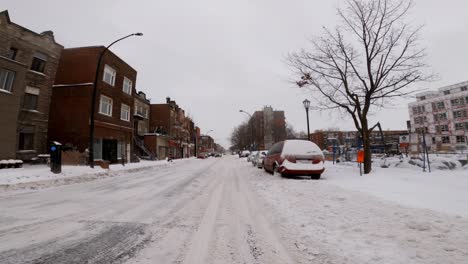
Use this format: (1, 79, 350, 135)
(310, 129, 408, 153)
(0, 10, 63, 160)
(200, 135, 214, 154)
(251, 106, 286, 150)
(408, 81, 468, 153)
(148, 97, 193, 159)
(49, 46, 137, 164)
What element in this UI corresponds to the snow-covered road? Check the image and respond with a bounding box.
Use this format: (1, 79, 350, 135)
(1, 156, 467, 263)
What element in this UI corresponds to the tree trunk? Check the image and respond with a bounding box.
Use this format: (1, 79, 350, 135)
(361, 119, 372, 174)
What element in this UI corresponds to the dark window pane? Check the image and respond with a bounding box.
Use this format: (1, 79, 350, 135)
(23, 93, 38, 110)
(31, 57, 46, 73)
(19, 126, 35, 150)
(7, 48, 18, 60)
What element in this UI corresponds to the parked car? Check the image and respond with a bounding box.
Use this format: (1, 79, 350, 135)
(239, 150, 250, 158)
(197, 153, 208, 159)
(263, 140, 325, 179)
(214, 153, 222, 157)
(247, 151, 258, 162)
(252, 150, 268, 168)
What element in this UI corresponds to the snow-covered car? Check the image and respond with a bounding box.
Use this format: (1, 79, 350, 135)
(252, 150, 268, 168)
(247, 151, 258, 162)
(239, 150, 250, 158)
(263, 140, 325, 179)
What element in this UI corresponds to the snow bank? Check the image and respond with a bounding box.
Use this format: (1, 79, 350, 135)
(0, 159, 174, 189)
(380, 156, 465, 170)
(324, 163, 468, 217)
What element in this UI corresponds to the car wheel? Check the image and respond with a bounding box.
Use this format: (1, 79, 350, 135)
(311, 174, 321, 180)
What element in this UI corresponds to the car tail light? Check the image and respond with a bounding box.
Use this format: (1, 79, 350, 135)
(312, 159, 321, 164)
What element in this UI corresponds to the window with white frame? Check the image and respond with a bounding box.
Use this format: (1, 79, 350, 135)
(123, 77, 132, 95)
(99, 95, 113, 116)
(103, 65, 116, 86)
(0, 69, 15, 92)
(455, 123, 465, 130)
(456, 136, 466, 143)
(120, 103, 130, 121)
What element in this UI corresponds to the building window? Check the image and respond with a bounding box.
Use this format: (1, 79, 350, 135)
(412, 105, 425, 115)
(442, 136, 450, 144)
(436, 125, 449, 133)
(103, 65, 116, 86)
(443, 90, 450, 95)
(432, 137, 436, 144)
(23, 87, 40, 110)
(18, 126, 35, 150)
(123, 77, 132, 95)
(451, 98, 465, 107)
(434, 113, 447, 122)
(420, 96, 426, 101)
(461, 86, 467, 92)
(0, 69, 15, 92)
(455, 123, 464, 130)
(7, 48, 18, 60)
(99, 95, 113, 116)
(456, 136, 466, 143)
(30, 52, 47, 73)
(436, 101, 445, 110)
(120, 104, 130, 121)
(453, 110, 467, 119)
(93, 138, 102, 159)
(23, 94, 38, 110)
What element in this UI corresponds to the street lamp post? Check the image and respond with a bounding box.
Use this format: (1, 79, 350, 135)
(239, 110, 255, 151)
(303, 99, 311, 141)
(89, 33, 143, 168)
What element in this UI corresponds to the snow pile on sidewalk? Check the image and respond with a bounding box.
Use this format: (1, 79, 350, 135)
(379, 155, 466, 170)
(324, 163, 468, 217)
(0, 159, 173, 187)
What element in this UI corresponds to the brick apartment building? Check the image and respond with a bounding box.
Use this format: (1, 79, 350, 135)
(147, 97, 194, 159)
(408, 81, 468, 153)
(250, 106, 286, 150)
(0, 10, 63, 160)
(49, 46, 137, 164)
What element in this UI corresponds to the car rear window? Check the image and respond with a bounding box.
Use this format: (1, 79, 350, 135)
(281, 140, 323, 157)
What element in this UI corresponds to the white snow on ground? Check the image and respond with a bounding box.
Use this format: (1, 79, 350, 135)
(0, 159, 179, 186)
(247, 160, 468, 263)
(324, 162, 468, 217)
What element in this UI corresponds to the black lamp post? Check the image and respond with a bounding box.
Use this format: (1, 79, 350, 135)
(88, 33, 143, 168)
(239, 110, 255, 150)
(303, 99, 311, 141)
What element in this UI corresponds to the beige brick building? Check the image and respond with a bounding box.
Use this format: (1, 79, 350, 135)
(0, 10, 63, 160)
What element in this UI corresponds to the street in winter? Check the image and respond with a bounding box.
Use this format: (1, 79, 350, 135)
(1, 156, 468, 264)
(1, 0, 468, 263)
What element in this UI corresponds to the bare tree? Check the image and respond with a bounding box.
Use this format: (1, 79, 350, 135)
(288, 0, 431, 173)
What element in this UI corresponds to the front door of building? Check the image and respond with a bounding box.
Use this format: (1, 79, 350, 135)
(102, 139, 118, 162)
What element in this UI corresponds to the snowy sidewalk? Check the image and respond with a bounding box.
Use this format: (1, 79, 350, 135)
(0, 159, 181, 191)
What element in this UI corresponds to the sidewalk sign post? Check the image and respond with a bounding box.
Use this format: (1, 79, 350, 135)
(357, 150, 364, 176)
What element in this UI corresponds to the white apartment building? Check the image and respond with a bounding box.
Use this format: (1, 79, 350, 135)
(408, 81, 468, 153)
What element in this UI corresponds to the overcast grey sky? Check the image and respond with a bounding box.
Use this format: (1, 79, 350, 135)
(3, 0, 468, 148)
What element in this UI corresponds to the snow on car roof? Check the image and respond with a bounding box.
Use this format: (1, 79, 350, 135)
(281, 140, 322, 157)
